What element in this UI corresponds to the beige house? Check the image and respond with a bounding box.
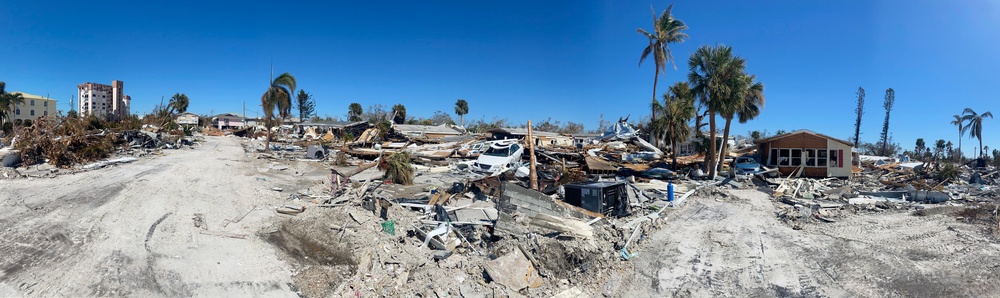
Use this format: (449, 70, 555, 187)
(175, 112, 200, 125)
(756, 130, 854, 178)
(5, 92, 57, 121)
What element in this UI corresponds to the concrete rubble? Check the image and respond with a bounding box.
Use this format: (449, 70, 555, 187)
(219, 118, 1000, 296)
(5, 115, 1000, 297)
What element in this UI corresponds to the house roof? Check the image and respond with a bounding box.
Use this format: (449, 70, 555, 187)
(10, 92, 57, 102)
(754, 129, 853, 147)
(212, 113, 242, 119)
(297, 121, 369, 128)
(488, 127, 564, 138)
(393, 124, 463, 135)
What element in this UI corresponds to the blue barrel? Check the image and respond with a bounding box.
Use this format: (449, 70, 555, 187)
(667, 182, 675, 202)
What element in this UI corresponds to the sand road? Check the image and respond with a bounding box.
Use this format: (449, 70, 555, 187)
(0, 136, 297, 297)
(624, 189, 1000, 297)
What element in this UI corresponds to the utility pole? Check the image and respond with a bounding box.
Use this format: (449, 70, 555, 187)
(70, 95, 75, 112)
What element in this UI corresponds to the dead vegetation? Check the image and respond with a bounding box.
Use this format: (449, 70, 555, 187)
(13, 116, 137, 167)
(379, 151, 414, 185)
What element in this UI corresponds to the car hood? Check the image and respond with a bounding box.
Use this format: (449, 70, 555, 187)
(476, 154, 513, 166)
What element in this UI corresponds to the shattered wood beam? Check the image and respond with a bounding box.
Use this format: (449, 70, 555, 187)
(527, 120, 538, 190)
(337, 160, 378, 178)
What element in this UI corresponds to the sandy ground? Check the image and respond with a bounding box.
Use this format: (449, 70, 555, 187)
(624, 189, 1000, 298)
(0, 136, 298, 297)
(4, 135, 1000, 297)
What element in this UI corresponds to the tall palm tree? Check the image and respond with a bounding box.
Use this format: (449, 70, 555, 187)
(736, 74, 765, 124)
(638, 3, 688, 147)
(261, 72, 296, 151)
(168, 93, 190, 114)
(688, 45, 745, 179)
(391, 104, 407, 124)
(454, 99, 469, 127)
(348, 103, 363, 122)
(962, 108, 993, 158)
(712, 73, 764, 171)
(950, 114, 966, 161)
(663, 82, 695, 168)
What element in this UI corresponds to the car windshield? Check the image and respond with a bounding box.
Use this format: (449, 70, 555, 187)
(483, 146, 511, 157)
(737, 158, 756, 164)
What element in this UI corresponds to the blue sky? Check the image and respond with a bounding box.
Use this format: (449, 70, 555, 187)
(2, 1, 999, 156)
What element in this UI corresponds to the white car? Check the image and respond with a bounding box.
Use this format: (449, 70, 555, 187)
(472, 140, 523, 175)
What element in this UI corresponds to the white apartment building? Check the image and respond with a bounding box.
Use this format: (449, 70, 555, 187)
(78, 80, 130, 118)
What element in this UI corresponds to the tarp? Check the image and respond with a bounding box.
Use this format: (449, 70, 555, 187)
(601, 120, 638, 141)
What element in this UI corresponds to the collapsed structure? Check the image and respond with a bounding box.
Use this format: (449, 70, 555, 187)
(3, 113, 999, 297)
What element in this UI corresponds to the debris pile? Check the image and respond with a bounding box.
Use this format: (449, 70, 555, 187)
(764, 158, 1000, 231)
(1, 116, 200, 177)
(245, 117, 725, 296)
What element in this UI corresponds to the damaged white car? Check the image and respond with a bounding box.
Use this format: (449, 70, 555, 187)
(472, 140, 523, 175)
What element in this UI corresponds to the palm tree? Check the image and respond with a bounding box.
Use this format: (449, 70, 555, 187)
(454, 99, 469, 127)
(735, 74, 765, 124)
(261, 72, 296, 151)
(688, 45, 745, 179)
(348, 103, 363, 122)
(168, 93, 190, 114)
(0, 82, 25, 131)
(391, 104, 407, 124)
(962, 108, 993, 158)
(712, 73, 764, 171)
(950, 114, 966, 161)
(663, 82, 695, 168)
(638, 3, 688, 147)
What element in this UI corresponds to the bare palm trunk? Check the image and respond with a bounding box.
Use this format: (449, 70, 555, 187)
(265, 117, 271, 152)
(957, 136, 962, 162)
(672, 139, 679, 169)
(979, 137, 984, 159)
(650, 70, 659, 147)
(717, 117, 733, 173)
(708, 111, 717, 179)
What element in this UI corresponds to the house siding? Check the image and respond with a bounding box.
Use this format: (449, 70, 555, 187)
(758, 131, 853, 178)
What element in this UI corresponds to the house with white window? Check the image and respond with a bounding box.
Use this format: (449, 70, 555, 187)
(4, 92, 57, 122)
(175, 112, 200, 126)
(755, 130, 854, 178)
(211, 113, 245, 129)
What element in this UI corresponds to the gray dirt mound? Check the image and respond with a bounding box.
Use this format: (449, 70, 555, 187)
(262, 217, 357, 297)
(536, 241, 592, 279)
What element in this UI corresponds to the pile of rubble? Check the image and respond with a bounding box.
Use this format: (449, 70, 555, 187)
(0, 116, 200, 178)
(763, 158, 1000, 230)
(237, 119, 729, 296)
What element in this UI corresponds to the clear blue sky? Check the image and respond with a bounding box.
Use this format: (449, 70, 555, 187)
(2, 1, 999, 156)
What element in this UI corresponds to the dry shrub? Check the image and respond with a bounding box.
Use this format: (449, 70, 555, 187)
(333, 151, 349, 166)
(14, 116, 128, 167)
(378, 151, 413, 185)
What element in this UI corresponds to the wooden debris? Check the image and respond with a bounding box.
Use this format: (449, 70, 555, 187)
(528, 213, 595, 239)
